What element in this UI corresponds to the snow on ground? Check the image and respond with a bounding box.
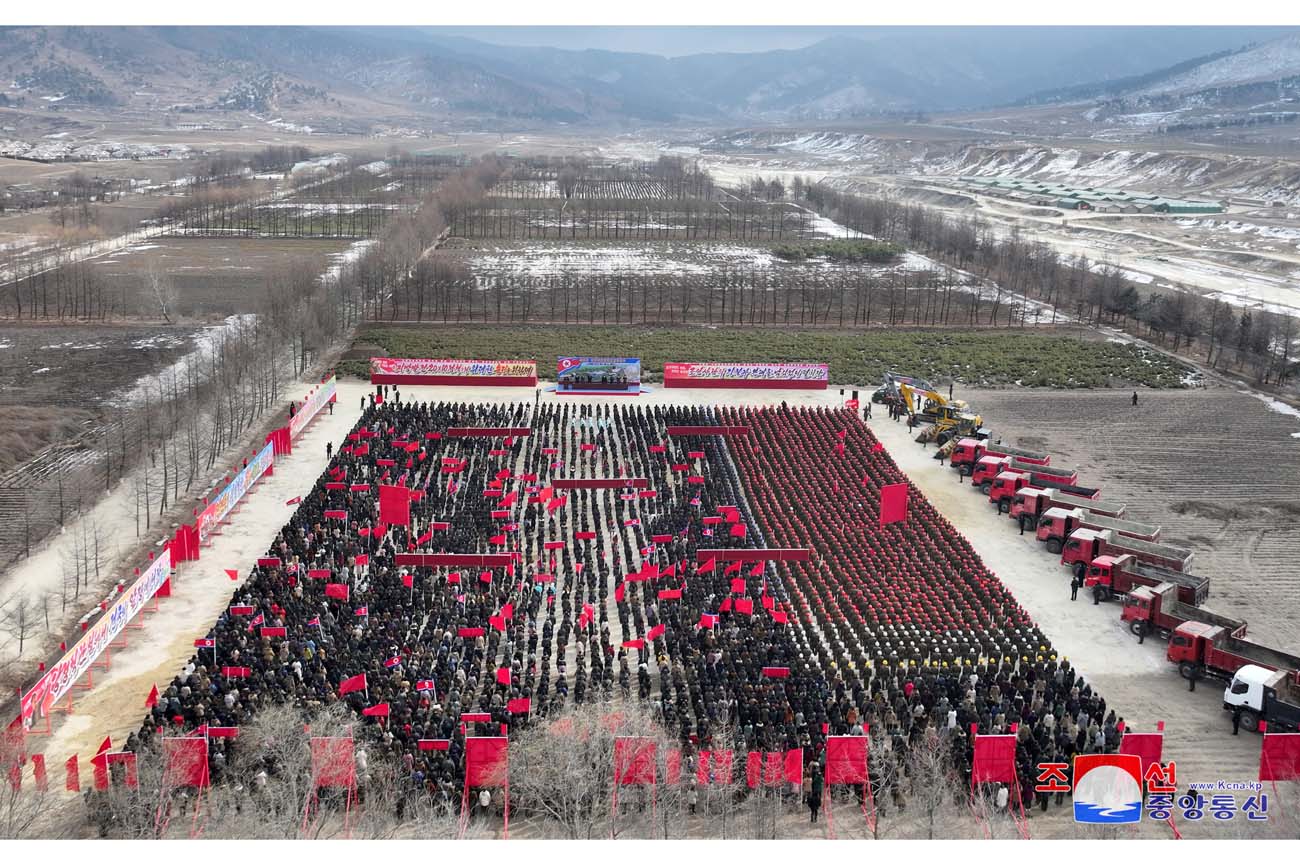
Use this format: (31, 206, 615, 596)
(1241, 389, 1300, 438)
(808, 214, 866, 239)
(111, 315, 255, 407)
(469, 243, 779, 276)
(320, 239, 377, 285)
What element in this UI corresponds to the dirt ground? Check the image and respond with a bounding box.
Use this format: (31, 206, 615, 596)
(90, 237, 353, 320)
(959, 385, 1300, 651)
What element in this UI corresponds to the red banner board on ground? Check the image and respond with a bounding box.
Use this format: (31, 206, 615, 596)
(662, 362, 828, 390)
(310, 737, 355, 789)
(465, 737, 510, 787)
(824, 736, 869, 785)
(614, 737, 657, 786)
(1260, 733, 1300, 782)
(162, 737, 210, 788)
(379, 484, 412, 526)
(971, 734, 1018, 784)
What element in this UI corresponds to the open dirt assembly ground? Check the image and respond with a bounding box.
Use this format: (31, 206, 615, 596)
(16, 376, 1297, 838)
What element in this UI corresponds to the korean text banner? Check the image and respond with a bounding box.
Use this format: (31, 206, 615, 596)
(663, 362, 829, 390)
(196, 441, 274, 543)
(556, 357, 641, 394)
(21, 547, 172, 729)
(289, 375, 336, 440)
(369, 358, 537, 386)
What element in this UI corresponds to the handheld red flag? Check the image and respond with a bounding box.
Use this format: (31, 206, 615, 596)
(338, 673, 367, 696)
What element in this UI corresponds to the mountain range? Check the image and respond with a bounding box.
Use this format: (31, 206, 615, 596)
(1, 25, 1298, 127)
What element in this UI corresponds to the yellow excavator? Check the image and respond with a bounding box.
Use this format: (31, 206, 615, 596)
(897, 382, 984, 446)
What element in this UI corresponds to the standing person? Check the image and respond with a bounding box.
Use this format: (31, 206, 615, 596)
(1132, 391, 1139, 407)
(865, 401, 872, 419)
(288, 401, 296, 419)
(949, 382, 954, 400)
(328, 399, 333, 416)
(807, 762, 823, 823)
(1232, 703, 1243, 735)
(1070, 573, 1081, 601)
(326, 441, 333, 460)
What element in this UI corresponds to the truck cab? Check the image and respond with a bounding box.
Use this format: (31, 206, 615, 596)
(1010, 487, 1049, 523)
(950, 438, 986, 472)
(970, 456, 1011, 489)
(1121, 585, 1157, 628)
(987, 471, 1031, 510)
(1167, 620, 1217, 679)
(1036, 507, 1083, 553)
(1061, 528, 1105, 575)
(1224, 665, 1300, 734)
(1083, 554, 1121, 597)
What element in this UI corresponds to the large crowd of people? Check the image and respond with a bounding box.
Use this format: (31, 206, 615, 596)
(127, 392, 1119, 821)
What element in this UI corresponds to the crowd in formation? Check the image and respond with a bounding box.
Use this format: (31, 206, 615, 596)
(126, 392, 1122, 820)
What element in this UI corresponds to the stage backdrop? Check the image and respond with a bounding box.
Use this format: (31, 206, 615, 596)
(196, 441, 274, 544)
(557, 357, 641, 395)
(370, 358, 538, 387)
(21, 548, 173, 729)
(663, 362, 829, 390)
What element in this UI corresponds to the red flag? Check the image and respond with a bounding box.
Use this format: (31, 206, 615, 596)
(260, 626, 287, 638)
(658, 588, 681, 600)
(698, 558, 717, 574)
(622, 638, 645, 649)
(698, 613, 719, 629)
(731, 577, 747, 593)
(729, 522, 747, 538)
(614, 582, 626, 602)
(145, 684, 159, 708)
(419, 739, 451, 751)
(749, 562, 765, 577)
(762, 666, 790, 678)
(225, 569, 239, 581)
(362, 703, 390, 718)
(325, 583, 350, 600)
(221, 666, 251, 678)
(247, 612, 264, 631)
(647, 623, 666, 641)
(65, 756, 80, 792)
(507, 697, 532, 714)
(285, 496, 302, 506)
(307, 616, 321, 627)
(458, 627, 485, 638)
(871, 441, 885, 453)
(355, 554, 369, 566)
(771, 609, 789, 624)
(383, 656, 401, 669)
(880, 483, 909, 525)
(354, 606, 369, 617)
(734, 598, 754, 616)
(845, 398, 859, 410)
(194, 638, 215, 648)
(338, 673, 367, 696)
(496, 667, 511, 685)
(725, 560, 743, 576)
(578, 603, 594, 629)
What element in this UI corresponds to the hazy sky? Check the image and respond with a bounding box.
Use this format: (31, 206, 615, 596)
(423, 26, 849, 56)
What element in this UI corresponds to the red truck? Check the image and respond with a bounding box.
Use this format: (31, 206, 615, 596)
(1010, 486, 1123, 525)
(1167, 620, 1300, 687)
(1036, 507, 1161, 552)
(1122, 582, 1246, 641)
(950, 438, 1050, 474)
(1088, 555, 1207, 605)
(1060, 527, 1193, 577)
(987, 471, 1102, 513)
(971, 455, 1078, 492)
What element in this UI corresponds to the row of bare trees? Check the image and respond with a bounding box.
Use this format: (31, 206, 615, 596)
(804, 184, 1298, 385)
(380, 266, 1027, 328)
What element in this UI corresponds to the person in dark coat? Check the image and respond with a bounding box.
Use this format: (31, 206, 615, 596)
(807, 762, 824, 823)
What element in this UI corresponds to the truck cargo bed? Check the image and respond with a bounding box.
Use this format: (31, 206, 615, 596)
(1160, 598, 1243, 634)
(1219, 635, 1300, 674)
(1086, 512, 1161, 541)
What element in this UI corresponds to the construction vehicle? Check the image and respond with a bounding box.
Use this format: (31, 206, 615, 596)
(986, 471, 1101, 513)
(1010, 487, 1122, 525)
(1122, 582, 1246, 641)
(948, 437, 1050, 474)
(1060, 527, 1193, 577)
(1224, 665, 1300, 734)
(873, 372, 935, 405)
(898, 382, 983, 446)
(1083, 555, 1204, 605)
(1167, 621, 1300, 689)
(1036, 508, 1161, 553)
(977, 457, 1086, 491)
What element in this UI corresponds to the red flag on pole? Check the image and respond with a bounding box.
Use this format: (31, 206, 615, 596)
(338, 673, 367, 696)
(362, 703, 390, 717)
(145, 684, 159, 708)
(880, 483, 909, 525)
(225, 569, 239, 581)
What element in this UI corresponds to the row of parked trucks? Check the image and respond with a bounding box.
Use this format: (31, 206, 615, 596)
(929, 425, 1300, 734)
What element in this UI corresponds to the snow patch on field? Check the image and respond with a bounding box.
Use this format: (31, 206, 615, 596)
(1240, 390, 1300, 436)
(320, 239, 377, 285)
(113, 318, 252, 406)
